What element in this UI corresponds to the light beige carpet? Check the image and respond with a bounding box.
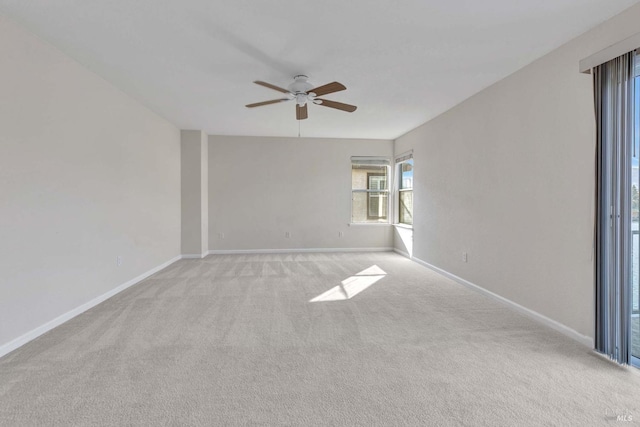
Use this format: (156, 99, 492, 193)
(1, 252, 640, 426)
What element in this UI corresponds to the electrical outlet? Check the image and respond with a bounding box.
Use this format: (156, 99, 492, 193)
(462, 252, 468, 263)
(338, 231, 344, 238)
(285, 231, 291, 238)
(116, 256, 123, 267)
(218, 232, 225, 240)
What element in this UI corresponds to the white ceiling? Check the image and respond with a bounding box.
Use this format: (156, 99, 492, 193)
(1, 0, 638, 139)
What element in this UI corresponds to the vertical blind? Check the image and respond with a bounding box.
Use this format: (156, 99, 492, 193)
(594, 51, 636, 364)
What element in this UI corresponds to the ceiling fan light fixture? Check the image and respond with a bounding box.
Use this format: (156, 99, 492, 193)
(296, 93, 307, 106)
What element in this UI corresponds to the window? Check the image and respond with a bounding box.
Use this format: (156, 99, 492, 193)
(396, 154, 413, 225)
(351, 157, 389, 223)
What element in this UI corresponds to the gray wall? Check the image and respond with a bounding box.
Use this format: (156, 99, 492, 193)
(0, 16, 181, 349)
(394, 4, 640, 339)
(208, 135, 394, 251)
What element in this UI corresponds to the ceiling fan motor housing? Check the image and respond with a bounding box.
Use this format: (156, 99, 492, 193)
(288, 75, 314, 94)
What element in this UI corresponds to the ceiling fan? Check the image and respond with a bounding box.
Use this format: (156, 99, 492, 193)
(245, 75, 357, 120)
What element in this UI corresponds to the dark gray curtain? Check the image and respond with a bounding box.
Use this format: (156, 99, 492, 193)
(594, 51, 636, 364)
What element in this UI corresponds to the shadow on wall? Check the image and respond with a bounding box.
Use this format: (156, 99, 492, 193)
(394, 226, 413, 257)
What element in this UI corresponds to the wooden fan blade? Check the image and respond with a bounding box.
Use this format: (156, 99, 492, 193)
(296, 104, 308, 120)
(316, 99, 357, 112)
(308, 81, 346, 97)
(246, 98, 290, 108)
(254, 80, 290, 93)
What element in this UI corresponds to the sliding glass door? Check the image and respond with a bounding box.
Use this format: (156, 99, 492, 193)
(595, 51, 637, 366)
(632, 61, 640, 367)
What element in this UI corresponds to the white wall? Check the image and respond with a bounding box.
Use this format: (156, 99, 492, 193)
(0, 16, 181, 350)
(181, 130, 208, 257)
(394, 4, 640, 340)
(208, 135, 394, 251)
(201, 136, 209, 254)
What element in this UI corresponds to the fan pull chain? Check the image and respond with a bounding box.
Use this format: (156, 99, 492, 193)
(298, 119, 301, 138)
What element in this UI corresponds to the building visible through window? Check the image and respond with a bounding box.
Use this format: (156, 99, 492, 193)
(351, 157, 389, 223)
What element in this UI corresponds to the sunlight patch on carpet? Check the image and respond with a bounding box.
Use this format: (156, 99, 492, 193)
(310, 265, 386, 302)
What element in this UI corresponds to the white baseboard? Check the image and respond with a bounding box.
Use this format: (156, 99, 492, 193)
(393, 248, 411, 258)
(181, 253, 207, 259)
(207, 247, 394, 255)
(0, 255, 182, 359)
(411, 256, 594, 349)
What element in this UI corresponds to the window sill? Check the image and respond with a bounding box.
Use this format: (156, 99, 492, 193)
(348, 223, 392, 226)
(393, 223, 413, 230)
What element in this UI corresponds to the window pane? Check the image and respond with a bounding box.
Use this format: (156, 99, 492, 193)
(352, 165, 387, 190)
(400, 159, 413, 190)
(368, 174, 387, 191)
(399, 190, 413, 225)
(368, 192, 388, 218)
(352, 191, 388, 223)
